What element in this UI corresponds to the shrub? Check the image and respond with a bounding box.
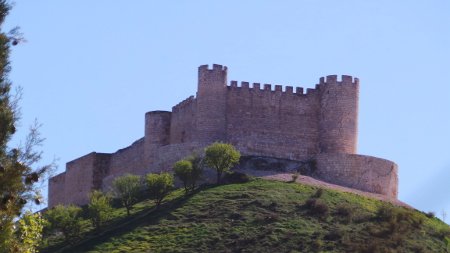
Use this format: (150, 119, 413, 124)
(222, 171, 250, 184)
(111, 174, 142, 216)
(425, 211, 435, 218)
(44, 205, 83, 243)
(291, 172, 299, 182)
(336, 203, 355, 223)
(145, 172, 174, 207)
(305, 198, 329, 218)
(88, 190, 112, 231)
(312, 188, 323, 198)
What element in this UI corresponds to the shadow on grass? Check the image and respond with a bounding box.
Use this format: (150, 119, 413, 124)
(42, 184, 219, 253)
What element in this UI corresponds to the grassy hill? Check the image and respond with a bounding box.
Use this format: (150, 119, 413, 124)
(42, 179, 450, 253)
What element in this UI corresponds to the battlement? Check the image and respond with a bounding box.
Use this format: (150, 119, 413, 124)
(172, 96, 196, 112)
(198, 64, 227, 73)
(228, 81, 318, 95)
(318, 75, 359, 86)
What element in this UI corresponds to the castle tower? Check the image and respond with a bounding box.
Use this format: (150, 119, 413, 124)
(318, 75, 359, 154)
(144, 111, 171, 168)
(195, 64, 228, 143)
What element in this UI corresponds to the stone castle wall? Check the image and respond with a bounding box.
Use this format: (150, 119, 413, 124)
(48, 64, 398, 208)
(313, 153, 398, 199)
(226, 83, 320, 161)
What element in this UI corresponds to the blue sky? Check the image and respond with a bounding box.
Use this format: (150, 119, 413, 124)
(4, 1, 450, 217)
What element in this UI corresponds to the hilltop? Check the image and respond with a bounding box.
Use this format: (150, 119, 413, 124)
(42, 178, 449, 253)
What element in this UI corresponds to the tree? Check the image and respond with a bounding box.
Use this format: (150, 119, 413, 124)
(187, 153, 203, 190)
(173, 160, 192, 194)
(0, 1, 53, 251)
(111, 174, 141, 216)
(145, 173, 174, 208)
(44, 205, 83, 243)
(88, 190, 112, 231)
(173, 154, 204, 193)
(204, 142, 240, 184)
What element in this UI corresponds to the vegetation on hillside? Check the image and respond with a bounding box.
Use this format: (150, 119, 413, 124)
(41, 179, 450, 253)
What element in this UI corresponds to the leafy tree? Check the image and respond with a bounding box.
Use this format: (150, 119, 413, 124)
(88, 190, 112, 231)
(44, 205, 83, 243)
(173, 154, 204, 193)
(111, 174, 141, 216)
(187, 154, 203, 190)
(17, 211, 46, 253)
(204, 142, 240, 184)
(0, 1, 53, 251)
(145, 173, 174, 207)
(173, 160, 192, 194)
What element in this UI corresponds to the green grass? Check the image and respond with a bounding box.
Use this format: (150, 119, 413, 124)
(42, 179, 450, 253)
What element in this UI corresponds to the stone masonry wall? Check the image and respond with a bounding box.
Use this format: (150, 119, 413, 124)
(48, 172, 66, 207)
(62, 153, 96, 206)
(226, 83, 320, 161)
(314, 153, 398, 199)
(170, 96, 197, 144)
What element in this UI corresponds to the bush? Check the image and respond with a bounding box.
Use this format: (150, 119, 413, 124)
(44, 205, 83, 243)
(305, 198, 329, 218)
(425, 211, 435, 218)
(375, 205, 424, 236)
(88, 190, 112, 231)
(336, 203, 355, 223)
(222, 171, 250, 184)
(291, 172, 299, 182)
(312, 188, 323, 198)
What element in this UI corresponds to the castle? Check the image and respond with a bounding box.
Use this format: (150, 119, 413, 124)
(48, 64, 398, 208)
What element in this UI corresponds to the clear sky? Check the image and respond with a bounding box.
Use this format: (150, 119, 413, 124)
(4, 1, 450, 217)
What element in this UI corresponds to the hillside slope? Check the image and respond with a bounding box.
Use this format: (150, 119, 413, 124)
(43, 179, 449, 253)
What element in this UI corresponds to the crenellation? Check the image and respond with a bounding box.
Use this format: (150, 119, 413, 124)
(285, 86, 293, 94)
(306, 88, 315, 94)
(326, 75, 338, 84)
(172, 96, 195, 112)
(48, 64, 398, 208)
(341, 75, 353, 84)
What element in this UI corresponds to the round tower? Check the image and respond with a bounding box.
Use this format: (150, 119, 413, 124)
(195, 64, 228, 143)
(318, 75, 359, 154)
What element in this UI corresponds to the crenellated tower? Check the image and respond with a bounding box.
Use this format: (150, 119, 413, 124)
(318, 75, 359, 154)
(196, 64, 228, 143)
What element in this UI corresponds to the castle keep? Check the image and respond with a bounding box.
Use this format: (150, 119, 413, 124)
(48, 64, 398, 207)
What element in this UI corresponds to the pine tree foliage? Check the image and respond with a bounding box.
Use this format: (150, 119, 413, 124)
(0, 1, 53, 251)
